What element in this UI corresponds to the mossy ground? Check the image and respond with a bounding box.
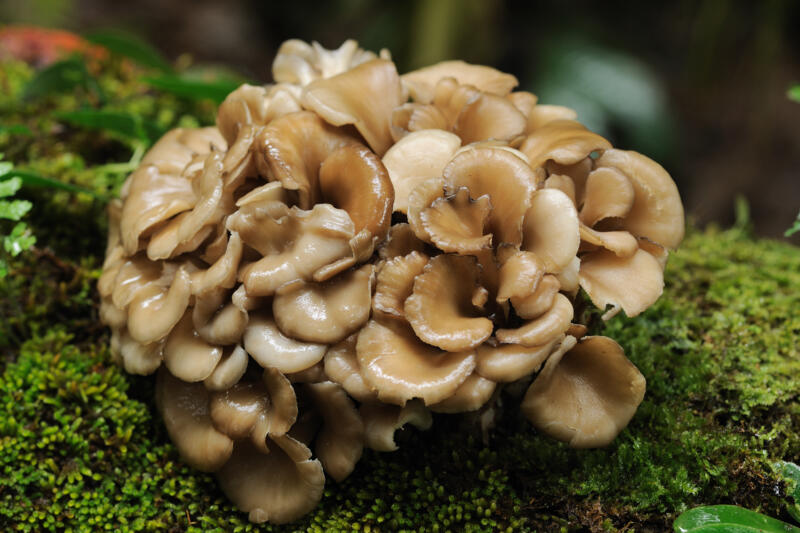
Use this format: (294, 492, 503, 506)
(1, 56, 799, 532)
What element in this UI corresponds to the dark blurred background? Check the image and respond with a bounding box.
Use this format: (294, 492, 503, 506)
(3, 0, 799, 242)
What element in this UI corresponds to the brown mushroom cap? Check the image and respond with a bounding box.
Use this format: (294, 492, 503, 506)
(521, 188, 581, 273)
(272, 264, 374, 344)
(579, 166, 635, 227)
(262, 367, 299, 438)
(525, 104, 578, 131)
(356, 319, 476, 405)
(323, 334, 376, 402)
(272, 39, 384, 86)
(359, 400, 433, 451)
(595, 149, 685, 249)
(302, 59, 403, 155)
(429, 373, 496, 413)
(510, 274, 560, 319)
(405, 254, 493, 351)
(115, 330, 164, 376)
(401, 60, 518, 104)
(377, 223, 428, 260)
(578, 248, 664, 318)
(127, 266, 192, 345)
(155, 369, 233, 471)
(306, 381, 365, 481)
(163, 311, 223, 382)
(204, 345, 249, 391)
(442, 146, 538, 246)
(453, 92, 527, 145)
(496, 293, 574, 346)
(521, 335, 646, 448)
(475, 335, 562, 382)
(373, 251, 429, 319)
(381, 130, 461, 214)
(496, 250, 543, 303)
(420, 188, 493, 254)
(192, 289, 248, 346)
(518, 119, 611, 170)
(209, 381, 270, 440)
(243, 313, 327, 373)
(216, 436, 325, 525)
(190, 231, 243, 296)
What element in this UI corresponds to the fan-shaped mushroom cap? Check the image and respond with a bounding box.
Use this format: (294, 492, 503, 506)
(163, 311, 223, 382)
(579, 248, 664, 318)
(407, 177, 446, 242)
(381, 129, 461, 214)
(453, 92, 527, 145)
(442, 146, 538, 246)
(405, 254, 493, 351)
(155, 369, 233, 471)
(204, 345, 249, 391)
(190, 232, 242, 296)
(373, 251, 429, 319)
(286, 362, 327, 383)
(217, 436, 325, 525)
(555, 256, 581, 294)
(390, 103, 449, 140)
(359, 400, 433, 451)
(323, 335, 376, 402)
(217, 84, 301, 145)
(525, 104, 578, 131)
(307, 381, 365, 481)
(401, 60, 518, 104)
(356, 319, 476, 405)
(580, 166, 635, 227)
(319, 144, 394, 251)
(262, 367, 299, 438)
(420, 188, 492, 254)
(521, 189, 581, 273)
(521, 335, 646, 448)
(429, 373, 496, 413)
(595, 149, 684, 249)
(192, 287, 248, 345)
(273, 38, 385, 86)
(544, 174, 577, 205)
(230, 203, 355, 296)
(243, 313, 327, 374)
(476, 335, 562, 382)
(257, 111, 357, 208)
(510, 274, 560, 319)
(116, 330, 164, 375)
(496, 250, 543, 303)
(302, 59, 403, 155)
(377, 223, 428, 260)
(508, 91, 538, 117)
(272, 264, 374, 344)
(210, 381, 270, 440)
(127, 266, 192, 345)
(518, 120, 611, 170)
(579, 225, 639, 258)
(496, 293, 573, 346)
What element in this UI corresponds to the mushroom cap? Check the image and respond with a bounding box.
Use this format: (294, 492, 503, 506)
(302, 58, 403, 155)
(404, 254, 493, 352)
(518, 119, 611, 170)
(429, 373, 496, 414)
(595, 149, 684, 249)
(579, 166, 635, 227)
(116, 329, 164, 376)
(453, 92, 527, 144)
(401, 60, 518, 103)
(190, 231, 243, 296)
(496, 250, 543, 303)
(373, 251, 429, 319)
(359, 400, 433, 452)
(127, 266, 192, 345)
(496, 293, 574, 347)
(217, 436, 325, 525)
(216, 84, 271, 145)
(390, 103, 449, 141)
(420, 187, 493, 254)
(521, 335, 646, 448)
(204, 345, 249, 391)
(381, 129, 461, 214)
(323, 334, 376, 402)
(209, 381, 270, 440)
(525, 104, 578, 131)
(578, 247, 664, 318)
(243, 313, 327, 373)
(579, 225, 639, 258)
(273, 38, 383, 86)
(510, 274, 560, 319)
(475, 335, 561, 382)
(356, 319, 476, 405)
(163, 311, 223, 382)
(442, 146, 538, 246)
(155, 368, 233, 471)
(307, 381, 365, 481)
(262, 367, 299, 438)
(272, 264, 374, 344)
(377, 223, 428, 260)
(521, 188, 581, 273)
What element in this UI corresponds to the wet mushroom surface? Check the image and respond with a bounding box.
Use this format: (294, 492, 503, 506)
(99, 38, 685, 525)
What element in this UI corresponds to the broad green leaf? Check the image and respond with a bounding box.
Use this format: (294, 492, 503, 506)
(0, 199, 32, 221)
(0, 177, 21, 198)
(0, 258, 7, 278)
(4, 222, 36, 256)
(1, 171, 103, 198)
(788, 85, 800, 103)
(21, 58, 97, 101)
(776, 461, 800, 522)
(54, 109, 164, 143)
(0, 124, 33, 136)
(142, 74, 241, 104)
(85, 31, 172, 72)
(674, 505, 800, 532)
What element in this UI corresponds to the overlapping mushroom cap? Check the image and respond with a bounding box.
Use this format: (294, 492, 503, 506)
(100, 38, 684, 525)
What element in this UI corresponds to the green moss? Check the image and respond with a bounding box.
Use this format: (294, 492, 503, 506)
(0, 225, 798, 531)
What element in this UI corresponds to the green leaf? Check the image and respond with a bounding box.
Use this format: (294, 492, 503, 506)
(0, 199, 32, 221)
(674, 505, 800, 532)
(788, 85, 800, 103)
(0, 176, 22, 198)
(1, 171, 103, 198)
(0, 124, 33, 136)
(786, 210, 800, 238)
(776, 461, 800, 523)
(21, 58, 98, 102)
(142, 74, 241, 104)
(53, 109, 164, 144)
(85, 31, 172, 72)
(3, 222, 36, 256)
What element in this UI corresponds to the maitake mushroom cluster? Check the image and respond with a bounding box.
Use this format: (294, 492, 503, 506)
(99, 39, 684, 524)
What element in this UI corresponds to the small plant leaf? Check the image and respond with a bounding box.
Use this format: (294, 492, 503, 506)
(776, 461, 800, 523)
(0, 124, 33, 136)
(0, 176, 22, 198)
(21, 58, 97, 101)
(3, 222, 36, 256)
(85, 30, 173, 72)
(0, 199, 32, 221)
(1, 170, 102, 198)
(54, 109, 164, 144)
(788, 85, 800, 103)
(674, 505, 800, 532)
(786, 210, 800, 238)
(142, 74, 241, 103)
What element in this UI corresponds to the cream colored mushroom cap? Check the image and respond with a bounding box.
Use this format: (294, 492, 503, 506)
(307, 381, 365, 482)
(401, 60, 518, 103)
(359, 400, 433, 452)
(429, 373, 496, 413)
(521, 336, 646, 448)
(356, 319, 476, 406)
(323, 334, 377, 403)
(243, 313, 327, 374)
(521, 188, 581, 273)
(475, 335, 561, 383)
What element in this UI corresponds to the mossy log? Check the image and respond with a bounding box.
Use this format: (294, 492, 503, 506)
(1, 223, 798, 532)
